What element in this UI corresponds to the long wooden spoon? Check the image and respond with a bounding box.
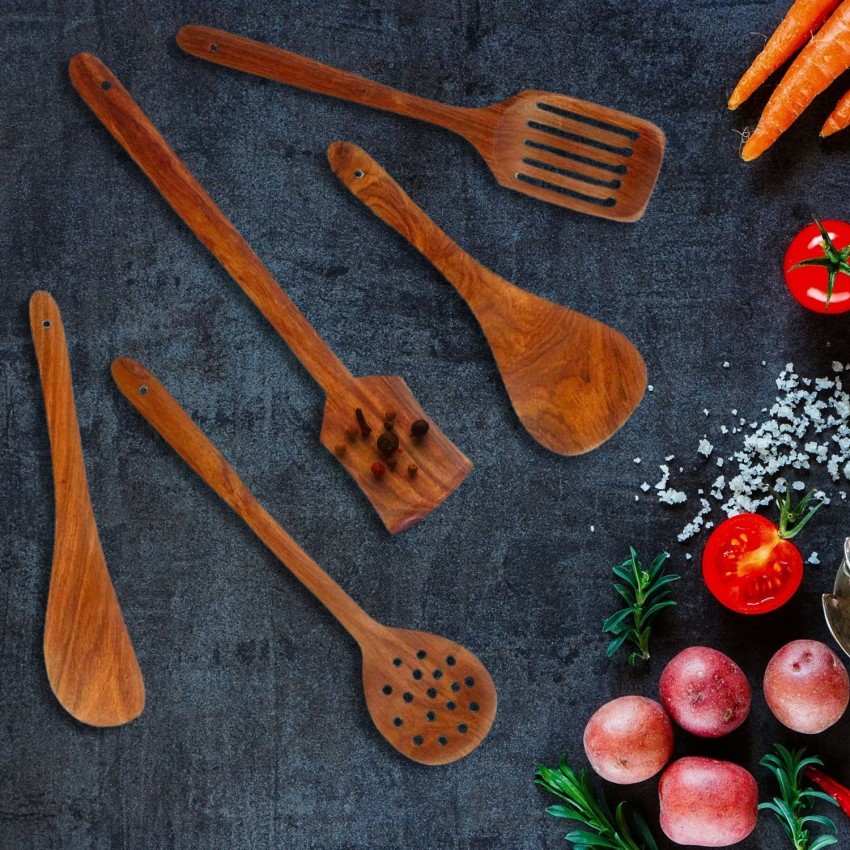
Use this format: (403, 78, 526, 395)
(176, 25, 665, 222)
(112, 357, 496, 764)
(30, 292, 144, 726)
(328, 142, 647, 455)
(69, 53, 471, 534)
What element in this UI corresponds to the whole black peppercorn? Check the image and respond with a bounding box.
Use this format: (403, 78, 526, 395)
(377, 431, 400, 456)
(410, 418, 430, 438)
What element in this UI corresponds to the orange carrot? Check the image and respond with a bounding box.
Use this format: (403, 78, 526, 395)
(729, 0, 841, 110)
(822, 85, 850, 134)
(742, 0, 850, 160)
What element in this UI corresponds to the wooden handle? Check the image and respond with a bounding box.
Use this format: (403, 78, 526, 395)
(327, 142, 493, 305)
(111, 357, 375, 642)
(69, 53, 352, 396)
(29, 292, 97, 536)
(177, 25, 474, 135)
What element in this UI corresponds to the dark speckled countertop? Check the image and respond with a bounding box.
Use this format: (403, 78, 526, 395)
(3, 1, 850, 848)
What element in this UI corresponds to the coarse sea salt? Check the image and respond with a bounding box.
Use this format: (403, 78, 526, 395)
(643, 361, 850, 542)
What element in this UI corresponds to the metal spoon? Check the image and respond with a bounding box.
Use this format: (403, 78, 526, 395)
(822, 538, 850, 658)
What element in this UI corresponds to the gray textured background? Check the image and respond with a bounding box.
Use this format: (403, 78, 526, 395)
(4, 1, 850, 848)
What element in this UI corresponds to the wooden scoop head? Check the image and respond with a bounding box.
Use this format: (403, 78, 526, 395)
(480, 91, 665, 222)
(361, 626, 496, 766)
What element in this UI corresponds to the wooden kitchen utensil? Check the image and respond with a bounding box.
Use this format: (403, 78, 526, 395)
(176, 25, 665, 222)
(30, 291, 144, 726)
(112, 357, 496, 765)
(69, 53, 471, 534)
(328, 142, 647, 455)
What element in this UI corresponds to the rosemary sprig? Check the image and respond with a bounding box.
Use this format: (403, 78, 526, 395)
(603, 548, 679, 665)
(536, 758, 659, 850)
(759, 745, 838, 850)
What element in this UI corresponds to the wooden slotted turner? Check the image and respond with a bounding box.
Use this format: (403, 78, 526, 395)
(177, 25, 665, 222)
(112, 357, 496, 765)
(328, 142, 647, 455)
(69, 54, 471, 534)
(30, 292, 144, 726)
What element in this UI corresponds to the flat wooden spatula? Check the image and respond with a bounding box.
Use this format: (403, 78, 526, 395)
(176, 25, 665, 222)
(328, 142, 647, 455)
(69, 53, 471, 534)
(30, 291, 144, 726)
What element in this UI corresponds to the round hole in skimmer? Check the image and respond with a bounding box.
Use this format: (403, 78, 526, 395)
(446, 701, 456, 711)
(412, 669, 423, 680)
(416, 650, 427, 660)
(446, 655, 456, 666)
(438, 736, 448, 746)
(353, 169, 365, 179)
(41, 320, 52, 328)
(382, 685, 393, 695)
(393, 658, 402, 667)
(210, 43, 218, 53)
(451, 682, 460, 693)
(402, 692, 413, 703)
(465, 676, 475, 687)
(101, 80, 111, 91)
(458, 723, 468, 734)
(433, 670, 443, 680)
(413, 735, 424, 746)
(393, 717, 403, 727)
(139, 386, 148, 395)
(426, 688, 437, 699)
(426, 711, 436, 722)
(469, 702, 480, 712)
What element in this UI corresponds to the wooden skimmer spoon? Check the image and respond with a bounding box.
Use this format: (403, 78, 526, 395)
(176, 25, 665, 222)
(69, 54, 471, 534)
(328, 142, 647, 456)
(112, 357, 496, 765)
(30, 292, 144, 726)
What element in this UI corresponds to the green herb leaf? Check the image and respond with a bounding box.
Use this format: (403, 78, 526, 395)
(602, 549, 679, 665)
(759, 745, 838, 850)
(536, 758, 658, 850)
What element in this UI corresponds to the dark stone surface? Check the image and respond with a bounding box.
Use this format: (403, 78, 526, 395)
(3, 1, 850, 847)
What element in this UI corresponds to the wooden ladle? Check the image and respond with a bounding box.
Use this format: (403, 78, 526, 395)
(112, 357, 496, 765)
(30, 292, 144, 726)
(177, 25, 665, 222)
(69, 53, 471, 534)
(328, 142, 647, 455)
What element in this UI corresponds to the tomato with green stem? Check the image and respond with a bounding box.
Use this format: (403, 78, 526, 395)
(702, 489, 823, 614)
(784, 219, 850, 313)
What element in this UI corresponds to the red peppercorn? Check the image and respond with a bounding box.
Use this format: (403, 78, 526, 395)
(410, 419, 429, 438)
(407, 463, 418, 476)
(371, 462, 386, 478)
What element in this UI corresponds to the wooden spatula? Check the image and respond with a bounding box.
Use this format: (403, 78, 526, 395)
(30, 291, 144, 726)
(69, 53, 471, 534)
(176, 25, 665, 222)
(328, 142, 647, 455)
(112, 357, 496, 765)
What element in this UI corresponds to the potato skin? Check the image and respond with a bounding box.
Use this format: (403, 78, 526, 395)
(659, 647, 751, 737)
(658, 757, 758, 846)
(763, 639, 850, 734)
(583, 695, 673, 784)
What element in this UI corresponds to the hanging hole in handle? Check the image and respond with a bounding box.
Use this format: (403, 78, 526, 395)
(101, 80, 111, 91)
(353, 169, 365, 179)
(138, 386, 149, 395)
(41, 320, 52, 329)
(210, 43, 218, 53)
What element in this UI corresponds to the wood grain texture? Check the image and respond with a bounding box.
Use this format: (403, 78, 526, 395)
(177, 24, 665, 221)
(112, 358, 496, 765)
(68, 53, 471, 534)
(29, 292, 144, 727)
(328, 142, 647, 455)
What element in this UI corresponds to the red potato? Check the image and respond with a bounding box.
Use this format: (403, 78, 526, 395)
(583, 695, 673, 784)
(764, 639, 850, 733)
(659, 647, 751, 737)
(659, 757, 758, 847)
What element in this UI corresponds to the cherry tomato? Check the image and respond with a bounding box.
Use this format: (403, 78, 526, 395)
(702, 514, 802, 614)
(784, 220, 850, 314)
